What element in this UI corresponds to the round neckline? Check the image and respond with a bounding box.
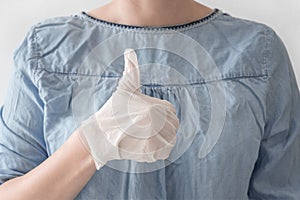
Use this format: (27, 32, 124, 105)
(78, 8, 222, 31)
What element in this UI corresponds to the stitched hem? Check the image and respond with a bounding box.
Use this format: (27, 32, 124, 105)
(73, 8, 222, 33)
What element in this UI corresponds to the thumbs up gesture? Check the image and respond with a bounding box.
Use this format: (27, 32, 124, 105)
(78, 49, 180, 170)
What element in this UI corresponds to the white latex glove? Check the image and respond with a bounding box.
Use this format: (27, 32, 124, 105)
(78, 49, 180, 170)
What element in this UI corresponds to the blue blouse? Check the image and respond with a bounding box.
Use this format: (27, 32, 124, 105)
(1, 8, 300, 199)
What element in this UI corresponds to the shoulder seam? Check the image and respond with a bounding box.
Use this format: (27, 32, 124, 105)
(264, 27, 270, 77)
(31, 25, 42, 85)
(264, 26, 276, 79)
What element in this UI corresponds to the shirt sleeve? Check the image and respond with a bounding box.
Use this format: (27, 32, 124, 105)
(0, 26, 48, 185)
(248, 28, 300, 199)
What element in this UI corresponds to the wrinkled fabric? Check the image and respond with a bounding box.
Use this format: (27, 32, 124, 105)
(1, 8, 300, 199)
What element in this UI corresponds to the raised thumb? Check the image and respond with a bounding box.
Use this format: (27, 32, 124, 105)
(117, 48, 141, 93)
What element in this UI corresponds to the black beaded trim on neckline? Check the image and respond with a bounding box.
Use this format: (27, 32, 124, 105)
(79, 8, 221, 31)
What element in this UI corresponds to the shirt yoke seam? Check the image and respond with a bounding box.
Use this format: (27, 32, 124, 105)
(34, 67, 268, 88)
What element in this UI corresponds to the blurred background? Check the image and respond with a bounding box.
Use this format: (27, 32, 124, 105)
(0, 0, 299, 105)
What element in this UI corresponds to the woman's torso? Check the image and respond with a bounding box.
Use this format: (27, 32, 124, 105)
(31, 9, 270, 199)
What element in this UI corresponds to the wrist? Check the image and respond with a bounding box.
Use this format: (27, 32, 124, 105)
(74, 129, 100, 171)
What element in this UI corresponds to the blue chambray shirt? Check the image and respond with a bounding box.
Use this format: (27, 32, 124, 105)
(1, 8, 300, 199)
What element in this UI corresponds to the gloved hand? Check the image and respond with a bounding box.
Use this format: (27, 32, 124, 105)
(78, 48, 180, 170)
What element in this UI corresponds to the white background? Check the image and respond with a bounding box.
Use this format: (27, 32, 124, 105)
(0, 0, 299, 105)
